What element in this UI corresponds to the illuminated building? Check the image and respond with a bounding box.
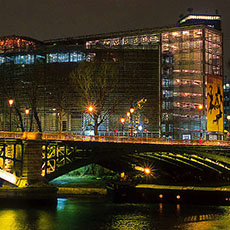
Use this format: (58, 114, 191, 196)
(0, 15, 223, 140)
(178, 13, 221, 31)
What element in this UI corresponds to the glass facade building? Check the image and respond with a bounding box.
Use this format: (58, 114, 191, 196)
(0, 22, 223, 139)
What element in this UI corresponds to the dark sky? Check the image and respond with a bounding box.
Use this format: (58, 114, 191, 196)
(0, 0, 229, 75)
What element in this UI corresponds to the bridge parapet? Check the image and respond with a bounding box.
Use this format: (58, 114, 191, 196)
(0, 131, 229, 147)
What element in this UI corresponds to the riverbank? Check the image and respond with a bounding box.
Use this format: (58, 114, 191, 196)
(51, 176, 230, 205)
(51, 175, 109, 198)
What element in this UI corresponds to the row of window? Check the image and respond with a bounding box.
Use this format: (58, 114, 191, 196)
(0, 52, 86, 65)
(86, 34, 160, 49)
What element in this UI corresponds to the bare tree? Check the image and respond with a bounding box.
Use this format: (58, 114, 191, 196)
(50, 69, 73, 132)
(71, 60, 118, 135)
(21, 64, 44, 132)
(0, 64, 25, 131)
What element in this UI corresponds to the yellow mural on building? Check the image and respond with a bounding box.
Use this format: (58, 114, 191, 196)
(207, 74, 223, 132)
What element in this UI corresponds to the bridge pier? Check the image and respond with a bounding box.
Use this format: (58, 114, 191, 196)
(18, 133, 44, 187)
(0, 133, 57, 205)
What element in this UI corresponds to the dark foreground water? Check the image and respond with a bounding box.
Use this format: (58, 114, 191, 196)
(1, 198, 230, 230)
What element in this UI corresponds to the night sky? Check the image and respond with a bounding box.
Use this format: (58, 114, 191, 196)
(0, 0, 229, 75)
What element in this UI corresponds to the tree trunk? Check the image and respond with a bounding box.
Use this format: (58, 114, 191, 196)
(29, 113, 33, 132)
(94, 122, 99, 135)
(94, 115, 99, 135)
(14, 106, 25, 132)
(34, 109, 42, 132)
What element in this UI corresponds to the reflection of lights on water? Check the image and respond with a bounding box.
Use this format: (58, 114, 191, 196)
(159, 203, 163, 214)
(177, 204, 180, 215)
(57, 198, 67, 211)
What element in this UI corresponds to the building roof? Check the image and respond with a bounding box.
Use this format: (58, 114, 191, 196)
(43, 24, 221, 46)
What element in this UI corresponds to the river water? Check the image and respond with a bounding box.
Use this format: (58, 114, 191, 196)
(1, 198, 230, 230)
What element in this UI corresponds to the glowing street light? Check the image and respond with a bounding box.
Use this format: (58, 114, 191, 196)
(8, 99, 14, 132)
(144, 167, 151, 175)
(135, 166, 151, 175)
(8, 99, 14, 107)
(24, 108, 30, 131)
(197, 104, 204, 139)
(87, 105, 95, 113)
(138, 125, 143, 131)
(24, 108, 30, 115)
(129, 107, 135, 137)
(198, 104, 203, 110)
(120, 117, 125, 132)
(227, 115, 230, 121)
(120, 117, 125, 124)
(129, 107, 135, 114)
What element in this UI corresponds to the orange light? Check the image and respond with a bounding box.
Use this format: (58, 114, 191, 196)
(126, 112, 130, 117)
(87, 105, 95, 113)
(227, 115, 230, 120)
(198, 104, 203, 110)
(144, 167, 151, 175)
(120, 117, 125, 124)
(159, 194, 163, 199)
(8, 99, 14, 106)
(120, 172, 125, 178)
(130, 107, 135, 113)
(24, 108, 30, 115)
(176, 195, 181, 200)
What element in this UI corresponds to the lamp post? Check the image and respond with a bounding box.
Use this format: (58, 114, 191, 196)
(8, 99, 14, 131)
(120, 117, 125, 133)
(24, 108, 30, 131)
(129, 107, 135, 137)
(198, 104, 203, 140)
(86, 105, 95, 135)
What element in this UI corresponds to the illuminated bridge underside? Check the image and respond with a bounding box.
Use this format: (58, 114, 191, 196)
(43, 141, 230, 183)
(1, 132, 230, 185)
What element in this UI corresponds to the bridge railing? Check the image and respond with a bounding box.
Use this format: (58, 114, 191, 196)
(0, 131, 229, 146)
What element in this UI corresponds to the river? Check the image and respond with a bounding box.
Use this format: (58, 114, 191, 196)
(0, 198, 230, 230)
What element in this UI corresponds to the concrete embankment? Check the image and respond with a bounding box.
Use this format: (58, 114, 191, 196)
(57, 187, 107, 197)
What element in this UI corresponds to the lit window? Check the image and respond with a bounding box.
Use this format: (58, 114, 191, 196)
(14, 54, 34, 64)
(57, 53, 69, 62)
(47, 53, 58, 63)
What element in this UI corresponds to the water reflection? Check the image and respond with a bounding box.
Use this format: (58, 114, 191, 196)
(0, 209, 56, 230)
(0, 199, 230, 230)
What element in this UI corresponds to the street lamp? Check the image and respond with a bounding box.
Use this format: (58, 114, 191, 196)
(87, 105, 95, 113)
(8, 99, 14, 131)
(24, 108, 30, 131)
(198, 104, 204, 140)
(120, 117, 125, 132)
(129, 107, 135, 137)
(86, 105, 95, 135)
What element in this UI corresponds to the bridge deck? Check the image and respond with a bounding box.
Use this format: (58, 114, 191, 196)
(0, 131, 229, 147)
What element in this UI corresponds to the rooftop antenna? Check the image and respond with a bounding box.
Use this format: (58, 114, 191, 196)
(215, 9, 219, 15)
